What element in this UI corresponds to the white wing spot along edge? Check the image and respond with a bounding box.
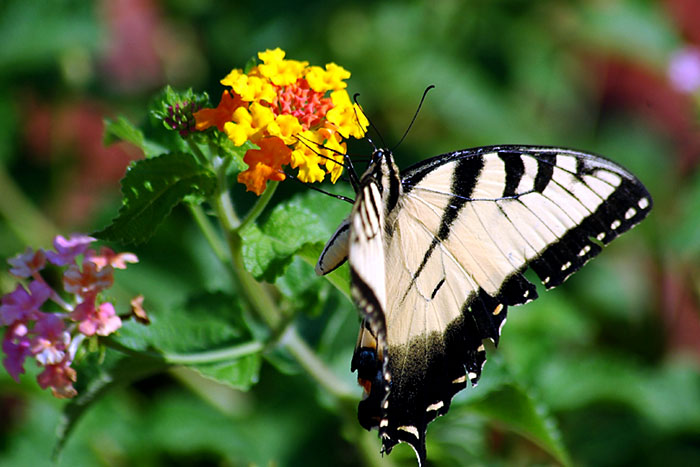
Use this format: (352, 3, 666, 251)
(452, 375, 467, 384)
(426, 401, 445, 412)
(398, 425, 420, 438)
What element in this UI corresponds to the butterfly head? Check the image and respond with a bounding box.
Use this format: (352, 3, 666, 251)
(359, 148, 402, 213)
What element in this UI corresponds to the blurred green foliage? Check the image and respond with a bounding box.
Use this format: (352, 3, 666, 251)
(1, 0, 700, 466)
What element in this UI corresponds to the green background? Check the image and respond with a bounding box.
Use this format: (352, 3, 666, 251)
(1, 0, 699, 465)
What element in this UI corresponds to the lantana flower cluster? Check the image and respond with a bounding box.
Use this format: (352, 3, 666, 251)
(1, 234, 140, 398)
(194, 48, 369, 195)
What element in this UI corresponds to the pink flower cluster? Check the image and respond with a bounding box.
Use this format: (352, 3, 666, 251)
(1, 234, 138, 398)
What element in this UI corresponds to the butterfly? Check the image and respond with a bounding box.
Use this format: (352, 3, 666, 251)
(315, 144, 652, 465)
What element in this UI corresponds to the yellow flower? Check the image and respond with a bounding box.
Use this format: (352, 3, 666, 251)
(291, 136, 326, 184)
(306, 63, 350, 93)
(224, 102, 275, 146)
(220, 68, 245, 88)
(325, 90, 368, 139)
(221, 69, 276, 103)
(257, 48, 285, 65)
(267, 114, 303, 145)
(319, 129, 347, 183)
(258, 48, 308, 87)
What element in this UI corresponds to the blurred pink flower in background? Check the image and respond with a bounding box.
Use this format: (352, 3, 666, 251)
(99, 0, 165, 92)
(668, 47, 700, 94)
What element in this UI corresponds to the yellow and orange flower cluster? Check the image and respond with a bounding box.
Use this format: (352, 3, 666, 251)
(194, 48, 368, 195)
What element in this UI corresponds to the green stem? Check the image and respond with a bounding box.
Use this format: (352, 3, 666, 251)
(188, 204, 228, 263)
(227, 231, 283, 328)
(206, 172, 354, 400)
(236, 181, 279, 233)
(282, 327, 356, 401)
(186, 139, 209, 167)
(216, 184, 240, 230)
(105, 338, 264, 365)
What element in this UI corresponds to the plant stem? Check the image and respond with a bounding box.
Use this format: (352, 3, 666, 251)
(215, 185, 240, 230)
(281, 327, 356, 401)
(104, 338, 264, 365)
(205, 176, 355, 400)
(188, 204, 228, 263)
(186, 139, 210, 167)
(236, 181, 279, 233)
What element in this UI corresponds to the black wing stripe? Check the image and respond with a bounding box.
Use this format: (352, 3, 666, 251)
(534, 153, 556, 192)
(406, 156, 484, 290)
(438, 156, 484, 239)
(386, 156, 402, 212)
(499, 152, 525, 197)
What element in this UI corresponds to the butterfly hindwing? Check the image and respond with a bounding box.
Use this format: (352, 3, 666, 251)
(317, 145, 652, 466)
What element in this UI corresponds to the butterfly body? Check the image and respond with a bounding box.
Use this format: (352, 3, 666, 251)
(316, 145, 652, 465)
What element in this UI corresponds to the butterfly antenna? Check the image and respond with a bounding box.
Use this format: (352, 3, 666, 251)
(284, 170, 355, 204)
(353, 93, 384, 150)
(392, 85, 434, 151)
(296, 134, 361, 192)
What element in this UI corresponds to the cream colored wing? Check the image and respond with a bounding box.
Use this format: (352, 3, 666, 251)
(366, 146, 652, 461)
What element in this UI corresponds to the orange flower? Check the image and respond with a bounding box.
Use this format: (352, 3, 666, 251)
(194, 91, 245, 132)
(237, 137, 292, 195)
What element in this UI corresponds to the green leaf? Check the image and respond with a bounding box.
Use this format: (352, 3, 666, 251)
(460, 354, 572, 466)
(240, 189, 352, 282)
(113, 291, 263, 391)
(243, 55, 259, 74)
(469, 384, 571, 466)
(241, 197, 338, 282)
(103, 116, 144, 147)
(95, 152, 216, 244)
(115, 291, 251, 354)
(214, 131, 250, 174)
(103, 116, 169, 158)
(275, 256, 328, 317)
(190, 353, 261, 390)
